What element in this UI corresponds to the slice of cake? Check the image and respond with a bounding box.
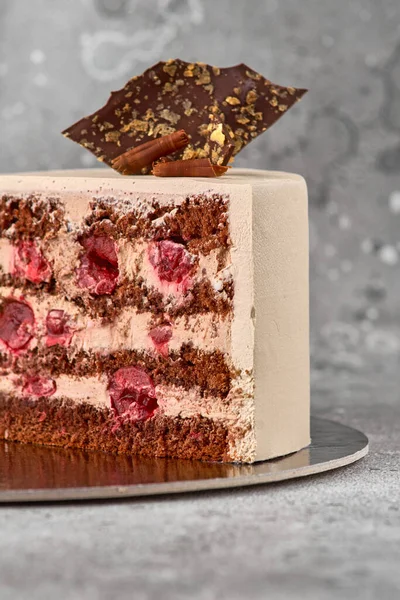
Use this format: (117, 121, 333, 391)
(0, 168, 309, 462)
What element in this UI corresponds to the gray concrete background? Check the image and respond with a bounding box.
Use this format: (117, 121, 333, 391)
(1, 2, 400, 598)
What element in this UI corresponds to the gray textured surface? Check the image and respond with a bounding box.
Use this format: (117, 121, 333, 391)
(0, 372, 399, 600)
(1, 2, 400, 598)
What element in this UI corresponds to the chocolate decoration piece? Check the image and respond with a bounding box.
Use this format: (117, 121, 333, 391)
(62, 59, 307, 173)
(111, 129, 189, 175)
(152, 158, 229, 178)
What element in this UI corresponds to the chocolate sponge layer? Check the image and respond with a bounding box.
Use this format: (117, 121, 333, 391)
(0, 394, 230, 462)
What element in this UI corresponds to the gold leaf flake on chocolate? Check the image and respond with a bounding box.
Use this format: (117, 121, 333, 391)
(210, 125, 226, 146)
(206, 115, 235, 166)
(62, 59, 307, 173)
(246, 90, 258, 104)
(159, 109, 181, 125)
(195, 70, 211, 86)
(225, 96, 241, 106)
(163, 61, 178, 77)
(105, 131, 121, 143)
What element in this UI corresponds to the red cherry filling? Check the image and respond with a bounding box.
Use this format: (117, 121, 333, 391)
(13, 241, 51, 284)
(46, 310, 68, 336)
(23, 376, 56, 397)
(0, 300, 34, 350)
(108, 366, 158, 421)
(149, 324, 172, 355)
(77, 235, 119, 295)
(45, 309, 72, 347)
(148, 240, 193, 284)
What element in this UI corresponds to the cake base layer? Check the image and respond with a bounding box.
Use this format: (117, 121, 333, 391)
(0, 394, 229, 462)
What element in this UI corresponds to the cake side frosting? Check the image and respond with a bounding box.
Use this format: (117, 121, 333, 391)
(252, 176, 310, 460)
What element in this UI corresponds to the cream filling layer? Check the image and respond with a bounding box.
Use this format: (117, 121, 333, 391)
(0, 286, 231, 355)
(0, 373, 253, 426)
(0, 239, 13, 274)
(0, 237, 233, 308)
(119, 239, 233, 303)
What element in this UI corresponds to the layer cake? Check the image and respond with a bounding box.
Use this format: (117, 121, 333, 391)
(0, 168, 309, 462)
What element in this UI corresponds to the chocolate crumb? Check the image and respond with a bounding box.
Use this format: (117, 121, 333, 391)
(0, 195, 65, 241)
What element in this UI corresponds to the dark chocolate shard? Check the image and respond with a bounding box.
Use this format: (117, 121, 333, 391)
(63, 59, 307, 173)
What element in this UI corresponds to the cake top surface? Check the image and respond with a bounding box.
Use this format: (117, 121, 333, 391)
(0, 168, 304, 190)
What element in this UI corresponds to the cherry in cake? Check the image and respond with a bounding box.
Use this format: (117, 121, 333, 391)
(22, 376, 56, 398)
(148, 324, 173, 355)
(77, 235, 119, 295)
(108, 366, 158, 421)
(12, 241, 52, 284)
(148, 240, 193, 285)
(45, 309, 73, 347)
(0, 299, 35, 352)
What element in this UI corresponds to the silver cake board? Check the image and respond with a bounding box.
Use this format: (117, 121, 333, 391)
(0, 417, 368, 503)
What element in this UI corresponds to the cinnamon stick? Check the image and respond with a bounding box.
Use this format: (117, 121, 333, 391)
(152, 158, 229, 178)
(112, 129, 189, 175)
